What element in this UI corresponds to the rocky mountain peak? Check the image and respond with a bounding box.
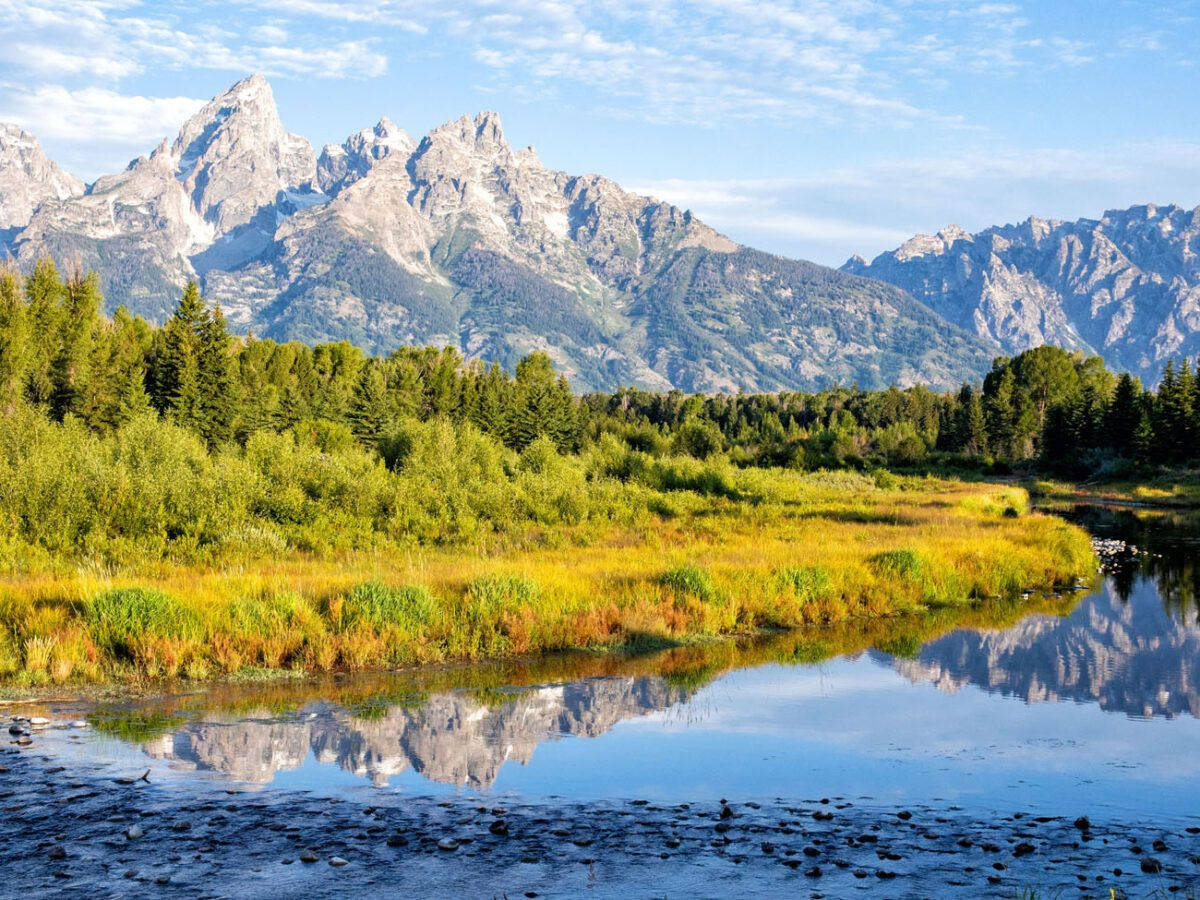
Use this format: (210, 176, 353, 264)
(893, 226, 968, 261)
(424, 111, 511, 161)
(0, 123, 85, 230)
(317, 116, 415, 195)
(170, 73, 316, 235)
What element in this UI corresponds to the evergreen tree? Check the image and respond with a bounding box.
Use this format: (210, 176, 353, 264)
(984, 367, 1017, 459)
(196, 303, 237, 446)
(0, 268, 29, 415)
(149, 281, 205, 429)
(49, 270, 101, 422)
(349, 361, 395, 445)
(1107, 372, 1142, 457)
(23, 257, 65, 408)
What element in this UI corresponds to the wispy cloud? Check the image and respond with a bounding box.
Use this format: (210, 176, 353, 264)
(0, 82, 206, 174)
(631, 140, 1200, 265)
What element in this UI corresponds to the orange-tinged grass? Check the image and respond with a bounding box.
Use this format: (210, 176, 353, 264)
(0, 475, 1094, 685)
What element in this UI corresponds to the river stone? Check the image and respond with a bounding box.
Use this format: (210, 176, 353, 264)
(437, 838, 459, 851)
(329, 857, 348, 867)
(1140, 857, 1163, 874)
(125, 824, 143, 840)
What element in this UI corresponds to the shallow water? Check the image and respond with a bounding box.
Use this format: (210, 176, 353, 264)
(7, 503, 1200, 895)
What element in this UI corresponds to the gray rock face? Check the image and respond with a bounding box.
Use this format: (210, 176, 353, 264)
(3, 74, 996, 391)
(171, 73, 317, 237)
(0, 123, 83, 231)
(843, 206, 1200, 381)
(317, 117, 414, 195)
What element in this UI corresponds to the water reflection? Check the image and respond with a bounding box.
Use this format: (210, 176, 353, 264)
(880, 505, 1200, 718)
(142, 678, 682, 787)
(881, 578, 1200, 718)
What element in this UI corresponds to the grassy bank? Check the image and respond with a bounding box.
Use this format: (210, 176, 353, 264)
(0, 471, 1093, 685)
(1031, 472, 1200, 509)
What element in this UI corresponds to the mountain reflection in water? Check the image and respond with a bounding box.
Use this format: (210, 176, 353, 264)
(143, 678, 682, 787)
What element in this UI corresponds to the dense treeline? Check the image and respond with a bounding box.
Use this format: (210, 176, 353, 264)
(3, 260, 1198, 486)
(0, 260, 582, 454)
(592, 347, 1200, 476)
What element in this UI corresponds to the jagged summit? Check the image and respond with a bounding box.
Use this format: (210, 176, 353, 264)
(843, 204, 1200, 380)
(0, 123, 84, 231)
(317, 116, 414, 195)
(5, 74, 995, 391)
(169, 72, 316, 235)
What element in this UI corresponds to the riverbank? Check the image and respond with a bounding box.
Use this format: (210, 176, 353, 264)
(0, 473, 1094, 686)
(1031, 472, 1200, 509)
(1, 741, 1194, 899)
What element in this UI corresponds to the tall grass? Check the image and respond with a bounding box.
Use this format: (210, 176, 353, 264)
(0, 412, 1096, 684)
(0, 467, 1095, 685)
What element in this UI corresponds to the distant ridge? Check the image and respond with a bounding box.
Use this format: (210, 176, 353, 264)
(843, 206, 1200, 383)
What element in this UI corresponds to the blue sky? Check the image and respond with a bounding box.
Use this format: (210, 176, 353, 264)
(2, 0, 1199, 264)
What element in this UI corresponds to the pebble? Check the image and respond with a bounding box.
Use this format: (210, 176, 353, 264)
(125, 824, 143, 840)
(329, 857, 348, 867)
(299, 851, 318, 863)
(437, 838, 459, 851)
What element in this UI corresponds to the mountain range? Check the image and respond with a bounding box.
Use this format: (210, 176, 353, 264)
(1, 74, 1196, 389)
(843, 207, 1200, 384)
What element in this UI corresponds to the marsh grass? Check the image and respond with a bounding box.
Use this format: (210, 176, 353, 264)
(0, 472, 1095, 684)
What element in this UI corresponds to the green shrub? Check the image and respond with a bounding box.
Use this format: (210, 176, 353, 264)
(461, 575, 539, 655)
(775, 565, 832, 602)
(339, 581, 436, 631)
(658, 565, 719, 605)
(85, 588, 202, 658)
(229, 591, 312, 633)
(870, 549, 924, 579)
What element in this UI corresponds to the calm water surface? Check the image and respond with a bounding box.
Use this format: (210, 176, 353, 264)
(32, 504, 1200, 826)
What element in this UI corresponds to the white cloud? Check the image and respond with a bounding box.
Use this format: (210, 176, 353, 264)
(0, 84, 204, 145)
(1, 42, 141, 79)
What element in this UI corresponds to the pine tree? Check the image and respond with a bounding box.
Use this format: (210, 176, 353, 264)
(984, 367, 1017, 459)
(49, 270, 101, 421)
(196, 303, 237, 446)
(150, 282, 205, 430)
(1107, 372, 1141, 457)
(349, 361, 394, 445)
(0, 267, 29, 415)
(23, 257, 65, 408)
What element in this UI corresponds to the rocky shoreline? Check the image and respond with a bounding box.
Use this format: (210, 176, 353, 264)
(3, 741, 1199, 898)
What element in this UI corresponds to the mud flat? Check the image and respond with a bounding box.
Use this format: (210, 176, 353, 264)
(3, 743, 1197, 898)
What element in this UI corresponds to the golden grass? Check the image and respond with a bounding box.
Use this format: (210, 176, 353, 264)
(0, 474, 1094, 685)
(1032, 474, 1200, 509)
